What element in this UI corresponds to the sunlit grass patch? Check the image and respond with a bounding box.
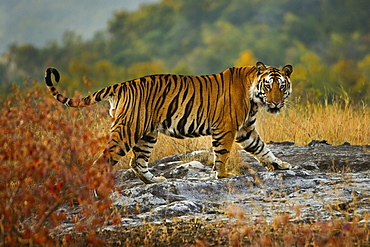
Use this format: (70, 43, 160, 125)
(258, 98, 369, 146)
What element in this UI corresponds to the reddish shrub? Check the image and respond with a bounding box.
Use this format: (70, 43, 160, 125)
(0, 83, 116, 245)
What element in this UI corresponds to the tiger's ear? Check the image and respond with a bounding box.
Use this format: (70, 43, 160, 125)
(282, 65, 293, 77)
(256, 62, 267, 74)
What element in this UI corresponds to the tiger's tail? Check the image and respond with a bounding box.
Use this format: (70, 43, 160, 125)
(44, 67, 111, 107)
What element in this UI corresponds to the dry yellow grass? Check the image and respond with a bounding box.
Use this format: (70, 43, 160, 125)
(258, 101, 369, 146)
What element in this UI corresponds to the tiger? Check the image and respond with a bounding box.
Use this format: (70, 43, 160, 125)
(44, 61, 293, 184)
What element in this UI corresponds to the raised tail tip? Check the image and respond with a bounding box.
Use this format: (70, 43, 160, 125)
(45, 67, 60, 85)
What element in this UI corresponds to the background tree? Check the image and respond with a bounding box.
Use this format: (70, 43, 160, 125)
(0, 0, 369, 104)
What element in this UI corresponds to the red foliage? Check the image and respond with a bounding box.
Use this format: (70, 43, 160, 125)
(0, 83, 116, 245)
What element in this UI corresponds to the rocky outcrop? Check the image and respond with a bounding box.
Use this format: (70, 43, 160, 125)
(55, 141, 369, 245)
(110, 141, 370, 228)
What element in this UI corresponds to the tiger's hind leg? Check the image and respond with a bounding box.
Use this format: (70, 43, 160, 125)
(236, 127, 291, 171)
(130, 132, 167, 184)
(92, 126, 131, 198)
(93, 121, 132, 168)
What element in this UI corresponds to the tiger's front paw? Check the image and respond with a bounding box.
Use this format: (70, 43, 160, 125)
(151, 176, 167, 183)
(278, 161, 292, 170)
(264, 160, 291, 171)
(133, 169, 167, 184)
(142, 176, 167, 184)
(210, 171, 233, 179)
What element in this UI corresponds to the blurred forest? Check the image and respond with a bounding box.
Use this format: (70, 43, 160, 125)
(1, 0, 370, 105)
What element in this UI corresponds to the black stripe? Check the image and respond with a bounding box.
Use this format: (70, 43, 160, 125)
(236, 130, 253, 143)
(213, 131, 231, 142)
(261, 150, 270, 157)
(142, 135, 157, 143)
(83, 96, 91, 105)
(117, 147, 126, 156)
(164, 95, 179, 128)
(178, 93, 195, 135)
(188, 121, 195, 134)
(112, 83, 120, 91)
(133, 146, 151, 154)
(214, 149, 229, 155)
(94, 89, 105, 101)
(245, 137, 261, 153)
(101, 86, 112, 98)
(118, 83, 124, 97)
(137, 155, 149, 162)
(247, 118, 256, 127)
(253, 142, 265, 155)
(212, 140, 221, 147)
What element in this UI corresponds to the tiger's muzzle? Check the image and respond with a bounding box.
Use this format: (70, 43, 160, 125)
(266, 100, 284, 114)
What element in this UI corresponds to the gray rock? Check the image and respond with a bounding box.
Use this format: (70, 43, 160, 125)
(109, 142, 369, 228)
(56, 142, 370, 234)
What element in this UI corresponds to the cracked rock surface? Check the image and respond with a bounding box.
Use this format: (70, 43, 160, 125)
(110, 142, 370, 228)
(56, 141, 370, 243)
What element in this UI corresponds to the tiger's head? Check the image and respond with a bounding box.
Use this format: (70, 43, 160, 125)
(250, 62, 293, 114)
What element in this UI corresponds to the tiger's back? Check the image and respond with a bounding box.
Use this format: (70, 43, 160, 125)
(45, 62, 293, 184)
(116, 68, 253, 140)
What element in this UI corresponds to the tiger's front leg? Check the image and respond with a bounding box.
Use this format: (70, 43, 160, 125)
(211, 130, 236, 178)
(236, 127, 291, 171)
(130, 132, 167, 184)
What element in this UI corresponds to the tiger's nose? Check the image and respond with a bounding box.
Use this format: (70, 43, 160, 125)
(272, 101, 280, 106)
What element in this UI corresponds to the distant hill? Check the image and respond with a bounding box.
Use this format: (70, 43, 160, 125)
(0, 0, 158, 54)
